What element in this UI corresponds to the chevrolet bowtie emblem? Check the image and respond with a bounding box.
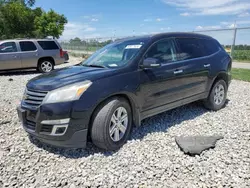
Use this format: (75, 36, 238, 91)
(23, 95, 29, 100)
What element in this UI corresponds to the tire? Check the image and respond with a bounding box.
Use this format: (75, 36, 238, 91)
(38, 59, 54, 73)
(203, 79, 228, 111)
(91, 97, 132, 150)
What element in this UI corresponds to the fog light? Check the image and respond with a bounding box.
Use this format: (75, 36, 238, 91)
(51, 125, 68, 136)
(55, 127, 66, 134)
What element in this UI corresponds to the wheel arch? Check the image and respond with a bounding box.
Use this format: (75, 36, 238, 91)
(212, 71, 230, 88)
(208, 71, 229, 97)
(89, 93, 141, 129)
(38, 56, 55, 66)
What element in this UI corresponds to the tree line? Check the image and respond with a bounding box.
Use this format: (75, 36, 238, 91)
(61, 37, 113, 47)
(0, 0, 67, 40)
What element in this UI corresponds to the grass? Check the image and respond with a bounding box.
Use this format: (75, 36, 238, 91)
(232, 68, 250, 82)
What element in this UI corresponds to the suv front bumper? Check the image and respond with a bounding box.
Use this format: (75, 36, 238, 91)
(17, 101, 91, 148)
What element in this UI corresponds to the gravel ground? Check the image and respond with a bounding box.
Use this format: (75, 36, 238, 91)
(0, 56, 250, 187)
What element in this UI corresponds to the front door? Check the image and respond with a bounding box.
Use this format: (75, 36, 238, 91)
(0, 42, 21, 70)
(139, 38, 186, 114)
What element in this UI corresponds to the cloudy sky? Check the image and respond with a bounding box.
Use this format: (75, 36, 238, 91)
(36, 0, 250, 44)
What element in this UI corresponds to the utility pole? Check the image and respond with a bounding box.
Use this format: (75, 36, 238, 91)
(231, 20, 237, 58)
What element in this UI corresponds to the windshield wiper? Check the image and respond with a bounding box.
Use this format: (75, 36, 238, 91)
(82, 64, 106, 68)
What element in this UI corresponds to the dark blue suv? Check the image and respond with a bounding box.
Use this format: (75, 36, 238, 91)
(17, 32, 232, 150)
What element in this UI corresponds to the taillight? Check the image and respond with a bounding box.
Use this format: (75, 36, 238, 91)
(60, 49, 64, 58)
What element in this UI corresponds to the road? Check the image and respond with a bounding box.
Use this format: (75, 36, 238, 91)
(232, 62, 250, 70)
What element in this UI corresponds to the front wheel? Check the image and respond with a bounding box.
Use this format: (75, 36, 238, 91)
(90, 97, 132, 150)
(203, 79, 228, 111)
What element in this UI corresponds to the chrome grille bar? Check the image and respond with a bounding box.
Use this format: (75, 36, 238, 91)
(23, 88, 48, 108)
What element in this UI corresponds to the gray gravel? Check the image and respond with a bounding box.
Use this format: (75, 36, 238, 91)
(0, 57, 250, 187)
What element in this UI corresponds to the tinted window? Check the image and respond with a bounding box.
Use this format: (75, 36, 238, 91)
(176, 38, 205, 60)
(20, 41, 37, 51)
(203, 39, 220, 55)
(38, 41, 59, 50)
(0, 42, 17, 53)
(145, 39, 177, 63)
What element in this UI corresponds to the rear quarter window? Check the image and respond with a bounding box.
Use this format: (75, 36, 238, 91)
(202, 39, 220, 56)
(38, 41, 59, 50)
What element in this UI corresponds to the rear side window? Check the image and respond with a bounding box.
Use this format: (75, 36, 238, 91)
(0, 42, 17, 53)
(175, 38, 205, 60)
(38, 41, 59, 50)
(20, 41, 37, 51)
(202, 39, 220, 55)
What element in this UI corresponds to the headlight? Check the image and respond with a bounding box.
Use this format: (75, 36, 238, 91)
(42, 80, 92, 104)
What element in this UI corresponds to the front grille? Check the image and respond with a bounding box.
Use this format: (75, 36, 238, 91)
(40, 124, 53, 133)
(25, 120, 36, 131)
(23, 89, 48, 108)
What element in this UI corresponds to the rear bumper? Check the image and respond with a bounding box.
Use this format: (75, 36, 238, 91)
(54, 57, 65, 65)
(17, 101, 92, 148)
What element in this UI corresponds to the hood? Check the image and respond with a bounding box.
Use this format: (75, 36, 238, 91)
(27, 65, 115, 91)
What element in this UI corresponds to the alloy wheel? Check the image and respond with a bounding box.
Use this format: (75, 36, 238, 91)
(109, 107, 128, 142)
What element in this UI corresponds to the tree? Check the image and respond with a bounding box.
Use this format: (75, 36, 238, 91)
(69, 37, 82, 45)
(34, 9, 67, 39)
(0, 2, 37, 39)
(0, 1, 67, 40)
(0, 0, 35, 7)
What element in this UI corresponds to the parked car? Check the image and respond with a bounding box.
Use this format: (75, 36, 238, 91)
(17, 32, 232, 150)
(0, 39, 65, 73)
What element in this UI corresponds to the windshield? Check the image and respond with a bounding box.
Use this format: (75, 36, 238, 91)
(81, 38, 149, 68)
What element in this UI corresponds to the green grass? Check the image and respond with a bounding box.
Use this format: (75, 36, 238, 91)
(232, 68, 250, 82)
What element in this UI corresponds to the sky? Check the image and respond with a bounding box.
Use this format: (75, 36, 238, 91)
(35, 0, 250, 44)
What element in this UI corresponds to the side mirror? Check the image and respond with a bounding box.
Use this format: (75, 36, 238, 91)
(141, 58, 161, 69)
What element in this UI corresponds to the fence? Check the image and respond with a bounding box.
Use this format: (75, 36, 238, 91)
(60, 27, 250, 61)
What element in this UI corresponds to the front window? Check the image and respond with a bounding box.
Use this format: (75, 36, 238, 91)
(0, 42, 17, 53)
(145, 38, 177, 64)
(81, 38, 149, 68)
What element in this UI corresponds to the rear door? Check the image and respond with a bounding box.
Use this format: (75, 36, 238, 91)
(139, 38, 186, 112)
(0, 41, 21, 70)
(175, 37, 210, 98)
(19, 41, 38, 68)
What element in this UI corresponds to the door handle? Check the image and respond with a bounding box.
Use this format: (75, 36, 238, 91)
(174, 70, 183, 74)
(204, 64, 211, 68)
(12, 55, 17, 59)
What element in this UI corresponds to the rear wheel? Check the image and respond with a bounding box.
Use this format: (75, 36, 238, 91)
(38, 59, 54, 73)
(203, 79, 227, 111)
(90, 97, 132, 150)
